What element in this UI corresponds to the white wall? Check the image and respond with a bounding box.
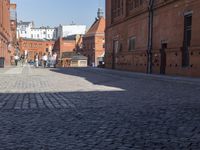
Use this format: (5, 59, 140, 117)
(57, 25, 86, 38)
(17, 21, 56, 40)
(30, 28, 56, 40)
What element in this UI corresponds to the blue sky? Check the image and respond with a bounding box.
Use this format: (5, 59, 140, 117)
(11, 0, 105, 28)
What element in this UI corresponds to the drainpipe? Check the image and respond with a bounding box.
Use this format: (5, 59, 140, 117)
(147, 0, 155, 74)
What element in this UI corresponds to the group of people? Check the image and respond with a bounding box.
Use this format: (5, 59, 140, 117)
(14, 53, 26, 66)
(34, 52, 57, 68)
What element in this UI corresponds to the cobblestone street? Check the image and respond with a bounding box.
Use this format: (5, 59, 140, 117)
(0, 66, 200, 149)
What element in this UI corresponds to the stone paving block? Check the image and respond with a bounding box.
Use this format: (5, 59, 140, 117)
(0, 66, 199, 149)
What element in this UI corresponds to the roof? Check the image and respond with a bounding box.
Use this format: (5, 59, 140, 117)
(71, 55, 87, 60)
(32, 27, 55, 30)
(17, 21, 32, 26)
(20, 38, 55, 42)
(62, 52, 87, 60)
(63, 35, 76, 40)
(62, 52, 76, 58)
(85, 17, 105, 37)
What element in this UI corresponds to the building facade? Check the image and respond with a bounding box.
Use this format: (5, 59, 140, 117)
(57, 24, 86, 38)
(9, 3, 17, 64)
(17, 21, 34, 39)
(0, 0, 17, 66)
(17, 21, 57, 40)
(81, 8, 105, 66)
(105, 0, 200, 77)
(18, 38, 55, 61)
(53, 35, 83, 59)
(52, 34, 85, 67)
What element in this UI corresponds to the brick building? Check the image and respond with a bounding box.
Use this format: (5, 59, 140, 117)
(18, 38, 55, 61)
(9, 3, 17, 64)
(105, 0, 200, 77)
(53, 35, 84, 67)
(0, 0, 16, 66)
(53, 35, 83, 59)
(81, 8, 105, 66)
(53, 36, 77, 59)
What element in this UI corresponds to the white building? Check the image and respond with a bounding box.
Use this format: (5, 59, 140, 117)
(30, 27, 57, 39)
(17, 21, 57, 40)
(57, 24, 86, 38)
(17, 21, 34, 39)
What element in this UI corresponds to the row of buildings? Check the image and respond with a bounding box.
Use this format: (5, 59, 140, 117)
(18, 8, 105, 67)
(105, 0, 200, 77)
(17, 21, 87, 40)
(2, 0, 200, 77)
(0, 0, 17, 66)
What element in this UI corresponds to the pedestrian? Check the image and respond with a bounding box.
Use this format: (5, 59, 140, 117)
(52, 52, 57, 68)
(47, 52, 52, 68)
(34, 53, 39, 68)
(14, 54, 19, 66)
(42, 53, 47, 68)
(20, 54, 25, 67)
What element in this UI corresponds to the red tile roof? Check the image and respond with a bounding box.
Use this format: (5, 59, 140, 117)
(85, 17, 105, 36)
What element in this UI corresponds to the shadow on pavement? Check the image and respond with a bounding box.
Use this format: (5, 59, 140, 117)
(0, 68, 200, 149)
(0, 90, 200, 149)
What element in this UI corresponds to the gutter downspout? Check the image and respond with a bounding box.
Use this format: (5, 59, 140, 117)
(147, 0, 155, 74)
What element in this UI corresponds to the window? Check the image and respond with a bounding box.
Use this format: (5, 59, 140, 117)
(128, 36, 136, 51)
(113, 40, 119, 54)
(31, 34, 33, 38)
(37, 34, 39, 38)
(111, 0, 124, 18)
(182, 13, 192, 67)
(126, 0, 144, 15)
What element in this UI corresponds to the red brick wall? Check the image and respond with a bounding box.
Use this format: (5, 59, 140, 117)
(82, 36, 95, 66)
(19, 39, 55, 61)
(105, 0, 200, 77)
(0, 0, 12, 66)
(82, 35, 105, 66)
(53, 38, 76, 59)
(95, 35, 105, 65)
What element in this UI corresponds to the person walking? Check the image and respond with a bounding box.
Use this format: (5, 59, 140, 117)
(47, 52, 52, 68)
(14, 54, 19, 66)
(20, 54, 25, 67)
(52, 52, 57, 68)
(42, 53, 47, 68)
(34, 53, 39, 68)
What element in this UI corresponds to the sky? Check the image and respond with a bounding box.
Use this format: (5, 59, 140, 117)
(11, 0, 105, 28)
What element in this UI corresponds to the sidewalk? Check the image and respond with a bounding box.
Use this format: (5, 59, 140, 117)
(86, 67, 200, 86)
(0, 65, 24, 75)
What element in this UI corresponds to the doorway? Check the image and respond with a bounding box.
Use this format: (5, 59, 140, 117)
(112, 40, 118, 69)
(182, 14, 192, 67)
(160, 43, 167, 74)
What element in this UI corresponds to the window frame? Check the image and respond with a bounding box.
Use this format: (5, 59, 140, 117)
(128, 36, 136, 51)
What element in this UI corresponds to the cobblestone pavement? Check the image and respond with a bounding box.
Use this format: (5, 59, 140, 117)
(0, 66, 200, 150)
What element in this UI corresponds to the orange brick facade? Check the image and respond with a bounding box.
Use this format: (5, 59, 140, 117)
(105, 0, 200, 77)
(19, 38, 55, 61)
(81, 17, 105, 66)
(53, 37, 76, 59)
(0, 0, 14, 66)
